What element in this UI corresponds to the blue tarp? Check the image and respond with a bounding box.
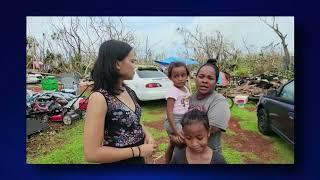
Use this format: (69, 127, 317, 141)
(154, 57, 199, 66)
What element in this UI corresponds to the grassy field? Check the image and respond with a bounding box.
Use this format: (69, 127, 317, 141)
(224, 103, 294, 164)
(27, 120, 87, 164)
(27, 99, 294, 164)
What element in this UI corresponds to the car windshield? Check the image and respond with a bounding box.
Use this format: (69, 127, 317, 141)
(136, 69, 167, 78)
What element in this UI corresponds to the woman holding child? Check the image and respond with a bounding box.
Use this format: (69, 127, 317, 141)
(166, 60, 231, 164)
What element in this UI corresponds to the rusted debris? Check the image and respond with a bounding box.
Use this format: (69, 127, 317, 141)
(229, 74, 288, 99)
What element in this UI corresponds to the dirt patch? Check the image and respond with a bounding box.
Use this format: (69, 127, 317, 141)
(144, 120, 168, 164)
(148, 111, 165, 116)
(48, 121, 66, 131)
(26, 121, 72, 160)
(245, 107, 257, 112)
(144, 120, 165, 130)
(223, 117, 279, 163)
(27, 131, 64, 160)
(145, 138, 168, 164)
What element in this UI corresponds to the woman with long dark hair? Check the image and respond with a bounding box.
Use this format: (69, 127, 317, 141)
(84, 40, 156, 164)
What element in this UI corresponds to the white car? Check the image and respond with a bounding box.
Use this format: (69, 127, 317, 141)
(124, 66, 172, 101)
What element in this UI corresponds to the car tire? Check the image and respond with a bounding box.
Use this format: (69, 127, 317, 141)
(257, 108, 271, 135)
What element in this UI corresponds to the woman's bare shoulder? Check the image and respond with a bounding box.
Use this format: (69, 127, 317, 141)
(86, 92, 108, 118)
(90, 91, 105, 98)
(88, 92, 107, 107)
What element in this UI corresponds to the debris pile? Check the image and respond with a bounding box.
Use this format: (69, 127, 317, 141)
(230, 74, 288, 98)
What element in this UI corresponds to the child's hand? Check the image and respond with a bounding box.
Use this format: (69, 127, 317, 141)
(175, 129, 184, 141)
(169, 135, 184, 145)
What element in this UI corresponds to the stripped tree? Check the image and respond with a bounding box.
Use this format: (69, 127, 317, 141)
(49, 17, 137, 76)
(260, 17, 291, 71)
(176, 26, 228, 65)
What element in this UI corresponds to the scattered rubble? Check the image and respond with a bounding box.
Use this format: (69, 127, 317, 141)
(229, 74, 288, 100)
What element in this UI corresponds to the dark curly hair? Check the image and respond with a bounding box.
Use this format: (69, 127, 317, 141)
(167, 61, 190, 79)
(91, 40, 132, 95)
(181, 109, 209, 131)
(196, 59, 219, 81)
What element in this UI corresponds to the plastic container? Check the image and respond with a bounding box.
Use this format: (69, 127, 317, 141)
(237, 99, 245, 108)
(41, 76, 58, 91)
(234, 95, 248, 108)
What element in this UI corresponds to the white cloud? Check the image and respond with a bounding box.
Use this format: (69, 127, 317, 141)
(188, 16, 294, 54)
(27, 16, 294, 57)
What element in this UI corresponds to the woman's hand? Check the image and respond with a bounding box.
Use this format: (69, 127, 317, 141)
(139, 144, 157, 157)
(144, 134, 155, 144)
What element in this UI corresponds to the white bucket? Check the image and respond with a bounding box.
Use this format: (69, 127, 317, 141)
(234, 95, 248, 108)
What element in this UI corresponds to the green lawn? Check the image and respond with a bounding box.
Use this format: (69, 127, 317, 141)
(224, 103, 294, 164)
(28, 120, 87, 164)
(223, 143, 245, 164)
(231, 103, 259, 132)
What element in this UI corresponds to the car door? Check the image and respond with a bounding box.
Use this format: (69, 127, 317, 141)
(268, 80, 294, 144)
(277, 80, 294, 144)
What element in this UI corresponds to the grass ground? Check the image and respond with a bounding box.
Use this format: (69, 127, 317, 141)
(27, 120, 87, 164)
(224, 102, 294, 164)
(27, 99, 294, 164)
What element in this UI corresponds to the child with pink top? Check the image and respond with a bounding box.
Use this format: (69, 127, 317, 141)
(163, 62, 190, 163)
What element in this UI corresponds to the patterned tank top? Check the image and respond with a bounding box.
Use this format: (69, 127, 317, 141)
(96, 86, 145, 148)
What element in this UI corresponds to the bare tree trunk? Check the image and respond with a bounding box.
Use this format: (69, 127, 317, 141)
(282, 40, 290, 70)
(260, 17, 290, 71)
(145, 36, 148, 61)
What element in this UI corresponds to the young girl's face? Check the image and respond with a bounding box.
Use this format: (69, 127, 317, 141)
(183, 121, 210, 153)
(170, 66, 188, 88)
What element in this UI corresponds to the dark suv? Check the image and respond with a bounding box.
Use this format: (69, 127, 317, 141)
(257, 79, 294, 146)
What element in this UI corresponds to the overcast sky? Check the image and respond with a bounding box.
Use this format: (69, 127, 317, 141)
(27, 16, 294, 57)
